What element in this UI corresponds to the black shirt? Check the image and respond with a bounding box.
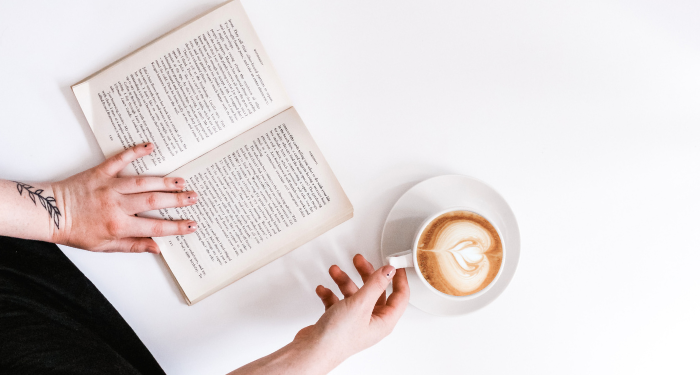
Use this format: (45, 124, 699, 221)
(0, 236, 165, 374)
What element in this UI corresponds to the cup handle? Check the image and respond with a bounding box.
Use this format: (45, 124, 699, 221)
(386, 250, 414, 269)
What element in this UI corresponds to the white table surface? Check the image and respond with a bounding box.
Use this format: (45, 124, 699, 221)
(1, 0, 699, 373)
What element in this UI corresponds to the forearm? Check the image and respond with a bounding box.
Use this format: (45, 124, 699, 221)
(0, 179, 61, 243)
(229, 339, 340, 375)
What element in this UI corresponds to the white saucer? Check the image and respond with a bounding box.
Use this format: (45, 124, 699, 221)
(381, 175, 520, 316)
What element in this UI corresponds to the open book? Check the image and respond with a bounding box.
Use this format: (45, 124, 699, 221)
(72, 0, 353, 305)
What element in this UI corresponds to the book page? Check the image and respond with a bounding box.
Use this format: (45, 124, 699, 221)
(73, 0, 291, 176)
(143, 108, 353, 304)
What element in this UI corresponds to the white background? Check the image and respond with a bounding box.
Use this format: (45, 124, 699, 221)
(1, 0, 699, 373)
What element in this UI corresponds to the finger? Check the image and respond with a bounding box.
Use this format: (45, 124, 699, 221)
(371, 269, 410, 331)
(353, 254, 386, 306)
(369, 269, 409, 336)
(351, 265, 395, 312)
(113, 176, 186, 194)
(98, 143, 154, 177)
(329, 265, 359, 298)
(108, 237, 161, 254)
(315, 285, 340, 311)
(121, 217, 197, 238)
(121, 191, 198, 214)
(353, 254, 376, 282)
(384, 268, 410, 313)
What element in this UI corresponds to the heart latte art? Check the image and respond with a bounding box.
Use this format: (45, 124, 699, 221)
(417, 211, 503, 297)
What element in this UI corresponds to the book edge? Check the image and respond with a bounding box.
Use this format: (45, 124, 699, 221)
(71, 0, 237, 89)
(187, 207, 354, 305)
(158, 252, 194, 305)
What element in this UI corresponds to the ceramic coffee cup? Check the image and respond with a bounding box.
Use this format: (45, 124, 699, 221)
(386, 207, 506, 301)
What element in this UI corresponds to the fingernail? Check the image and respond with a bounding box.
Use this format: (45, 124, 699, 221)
(188, 194, 198, 203)
(188, 222, 198, 231)
(385, 266, 396, 279)
(144, 143, 151, 148)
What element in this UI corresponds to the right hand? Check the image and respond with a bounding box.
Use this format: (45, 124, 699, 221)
(294, 254, 410, 368)
(50, 143, 199, 253)
(229, 255, 409, 375)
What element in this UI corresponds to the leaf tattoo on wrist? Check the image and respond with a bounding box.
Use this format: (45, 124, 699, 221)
(13, 181, 62, 229)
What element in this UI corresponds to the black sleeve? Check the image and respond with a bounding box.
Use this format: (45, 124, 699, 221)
(0, 236, 166, 375)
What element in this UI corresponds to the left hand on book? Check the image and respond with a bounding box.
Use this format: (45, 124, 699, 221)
(49, 143, 199, 253)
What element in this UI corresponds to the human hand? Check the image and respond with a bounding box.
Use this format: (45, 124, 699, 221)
(228, 255, 409, 375)
(50, 143, 198, 253)
(295, 254, 410, 370)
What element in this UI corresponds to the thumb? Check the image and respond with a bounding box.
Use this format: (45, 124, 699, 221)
(352, 265, 396, 310)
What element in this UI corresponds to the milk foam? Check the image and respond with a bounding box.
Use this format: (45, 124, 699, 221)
(421, 220, 498, 295)
(416, 210, 503, 296)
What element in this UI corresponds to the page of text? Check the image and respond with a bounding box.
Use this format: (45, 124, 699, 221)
(144, 108, 352, 302)
(73, 0, 291, 176)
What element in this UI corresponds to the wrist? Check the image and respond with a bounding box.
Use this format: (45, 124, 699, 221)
(0, 179, 61, 243)
(286, 336, 343, 375)
(292, 323, 363, 370)
(48, 181, 70, 245)
(230, 333, 343, 375)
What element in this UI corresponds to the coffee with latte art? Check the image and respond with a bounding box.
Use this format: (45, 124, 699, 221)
(417, 211, 503, 297)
